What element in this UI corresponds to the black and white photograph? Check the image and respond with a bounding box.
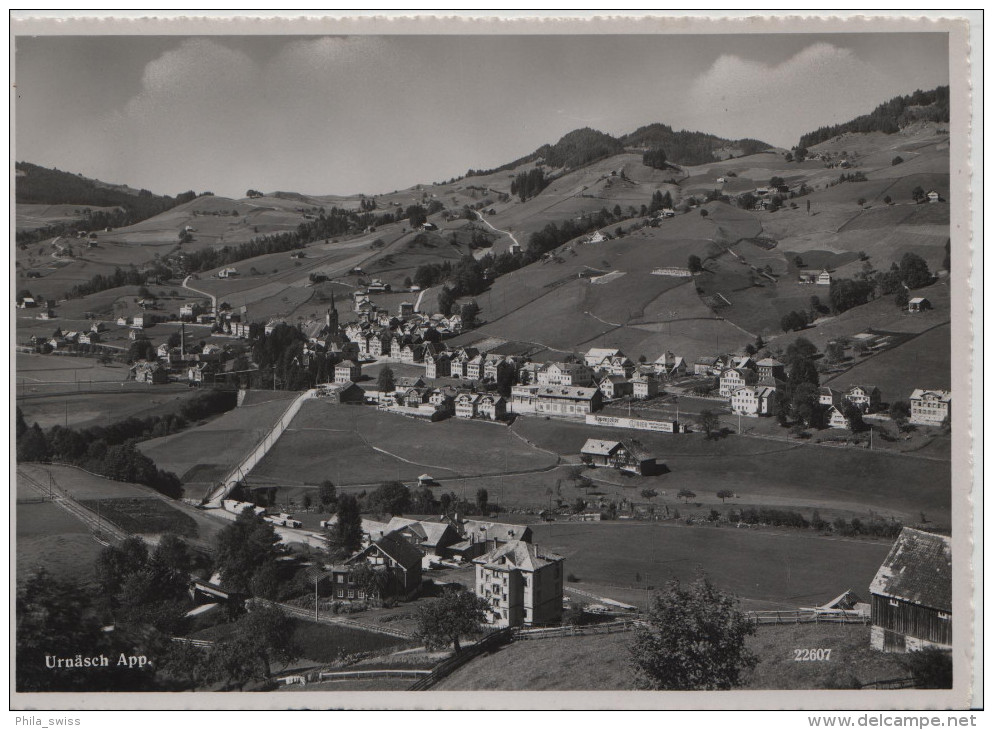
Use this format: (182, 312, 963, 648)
(9, 12, 979, 713)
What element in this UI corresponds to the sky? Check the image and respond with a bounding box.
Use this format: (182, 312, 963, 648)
(14, 33, 949, 199)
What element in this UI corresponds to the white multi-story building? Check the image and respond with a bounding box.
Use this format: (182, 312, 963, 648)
(473, 540, 565, 628)
(909, 389, 951, 426)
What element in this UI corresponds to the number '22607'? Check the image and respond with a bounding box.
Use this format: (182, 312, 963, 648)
(794, 648, 832, 661)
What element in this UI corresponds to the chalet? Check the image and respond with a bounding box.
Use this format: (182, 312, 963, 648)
(597, 375, 632, 400)
(826, 405, 851, 429)
(817, 270, 832, 286)
(131, 315, 145, 329)
(425, 353, 452, 379)
(516, 361, 543, 385)
(909, 389, 951, 426)
(327, 535, 424, 601)
(755, 357, 786, 383)
(731, 385, 776, 417)
(317, 381, 365, 404)
(117, 316, 128, 327)
(398, 302, 415, 318)
(598, 355, 636, 379)
(908, 297, 932, 313)
(130, 360, 168, 384)
(77, 332, 100, 345)
(367, 332, 391, 358)
(386, 519, 461, 558)
(449, 348, 478, 379)
(819, 387, 842, 407)
(844, 385, 881, 413)
(477, 394, 506, 421)
(588, 231, 606, 244)
(483, 355, 508, 381)
(719, 367, 756, 398)
(466, 354, 486, 380)
(870, 528, 951, 652)
(584, 347, 624, 368)
(17, 296, 37, 309)
(454, 392, 481, 418)
(631, 374, 660, 400)
(217, 267, 238, 279)
(537, 361, 594, 387)
(463, 520, 533, 549)
(334, 361, 362, 383)
(395, 376, 427, 389)
(179, 303, 202, 319)
(580, 439, 658, 475)
(652, 352, 686, 378)
(693, 356, 721, 376)
(427, 387, 456, 411)
(926, 190, 941, 204)
(399, 342, 426, 364)
(474, 540, 565, 628)
(533, 385, 602, 416)
(91, 321, 108, 333)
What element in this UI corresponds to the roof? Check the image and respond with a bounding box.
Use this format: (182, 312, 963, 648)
(908, 297, 930, 304)
(354, 533, 424, 570)
(870, 528, 951, 612)
(586, 347, 621, 359)
(910, 389, 952, 403)
(472, 540, 564, 572)
(464, 520, 532, 544)
(581, 438, 623, 456)
(536, 386, 599, 401)
(755, 357, 784, 367)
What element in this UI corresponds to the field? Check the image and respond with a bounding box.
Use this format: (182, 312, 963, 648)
(434, 623, 908, 691)
(16, 498, 103, 586)
(137, 393, 303, 489)
(79, 498, 199, 537)
(530, 521, 893, 611)
(823, 322, 951, 396)
(248, 401, 560, 487)
(18, 388, 205, 430)
(512, 416, 951, 525)
(17, 464, 227, 547)
(190, 617, 413, 662)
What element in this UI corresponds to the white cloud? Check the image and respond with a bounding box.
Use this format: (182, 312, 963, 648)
(687, 43, 895, 147)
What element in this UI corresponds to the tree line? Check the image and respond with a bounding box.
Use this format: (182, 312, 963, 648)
(798, 86, 949, 149)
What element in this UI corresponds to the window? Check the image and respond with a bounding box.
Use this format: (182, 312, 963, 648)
(337, 574, 345, 583)
(889, 599, 899, 607)
(937, 612, 950, 620)
(337, 590, 344, 598)
(348, 590, 355, 599)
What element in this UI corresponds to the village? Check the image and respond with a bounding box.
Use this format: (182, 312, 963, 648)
(13, 32, 960, 699)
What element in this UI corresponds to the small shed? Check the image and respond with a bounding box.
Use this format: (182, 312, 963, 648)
(869, 528, 951, 652)
(908, 297, 932, 313)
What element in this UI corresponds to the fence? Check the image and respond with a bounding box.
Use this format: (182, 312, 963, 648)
(746, 610, 870, 626)
(514, 619, 641, 640)
(408, 627, 514, 691)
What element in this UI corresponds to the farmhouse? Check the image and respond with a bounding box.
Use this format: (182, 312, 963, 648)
(466, 354, 486, 380)
(597, 354, 636, 379)
(755, 357, 786, 382)
(926, 190, 941, 203)
(425, 352, 452, 379)
(819, 387, 842, 407)
(325, 535, 424, 601)
(908, 297, 932, 313)
(826, 405, 851, 429)
(719, 367, 757, 398)
(652, 351, 686, 378)
(386, 519, 462, 558)
(844, 385, 881, 413)
(731, 385, 776, 417)
(909, 389, 951, 426)
(217, 267, 239, 278)
(584, 347, 623, 368)
(334, 360, 362, 383)
(130, 360, 168, 384)
(473, 540, 565, 628)
(580, 438, 658, 475)
(631, 374, 660, 399)
(316, 381, 365, 404)
(477, 394, 507, 420)
(869, 528, 951, 652)
(455, 392, 481, 419)
(597, 374, 632, 400)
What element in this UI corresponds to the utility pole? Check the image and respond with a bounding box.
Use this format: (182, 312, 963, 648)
(315, 578, 320, 621)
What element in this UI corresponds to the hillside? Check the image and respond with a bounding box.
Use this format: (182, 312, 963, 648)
(798, 86, 949, 149)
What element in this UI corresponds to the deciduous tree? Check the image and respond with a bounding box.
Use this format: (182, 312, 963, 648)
(630, 576, 757, 689)
(413, 586, 489, 654)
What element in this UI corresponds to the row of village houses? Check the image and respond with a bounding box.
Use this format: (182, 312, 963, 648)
(709, 353, 950, 428)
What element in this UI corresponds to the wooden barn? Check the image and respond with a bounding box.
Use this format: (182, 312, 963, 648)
(869, 527, 951, 653)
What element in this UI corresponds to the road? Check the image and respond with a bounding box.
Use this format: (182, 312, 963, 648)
(181, 275, 218, 314)
(474, 210, 520, 252)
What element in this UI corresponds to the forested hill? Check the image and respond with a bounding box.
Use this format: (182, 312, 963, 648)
(466, 124, 772, 179)
(798, 86, 949, 149)
(14, 162, 206, 245)
(15, 161, 190, 208)
(620, 123, 771, 165)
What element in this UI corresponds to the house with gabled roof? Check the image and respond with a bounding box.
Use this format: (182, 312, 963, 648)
(819, 387, 842, 407)
(909, 389, 951, 426)
(580, 438, 658, 475)
(387, 519, 461, 558)
(477, 393, 506, 421)
(473, 540, 565, 627)
(584, 347, 623, 368)
(870, 528, 951, 652)
(454, 392, 481, 418)
(844, 385, 881, 413)
(755, 357, 786, 383)
(597, 374, 632, 400)
(719, 367, 757, 398)
(425, 352, 451, 379)
(731, 385, 776, 416)
(536, 361, 594, 387)
(344, 533, 424, 599)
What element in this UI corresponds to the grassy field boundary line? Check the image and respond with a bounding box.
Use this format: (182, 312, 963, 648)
(820, 319, 951, 387)
(17, 466, 131, 544)
(267, 599, 417, 640)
